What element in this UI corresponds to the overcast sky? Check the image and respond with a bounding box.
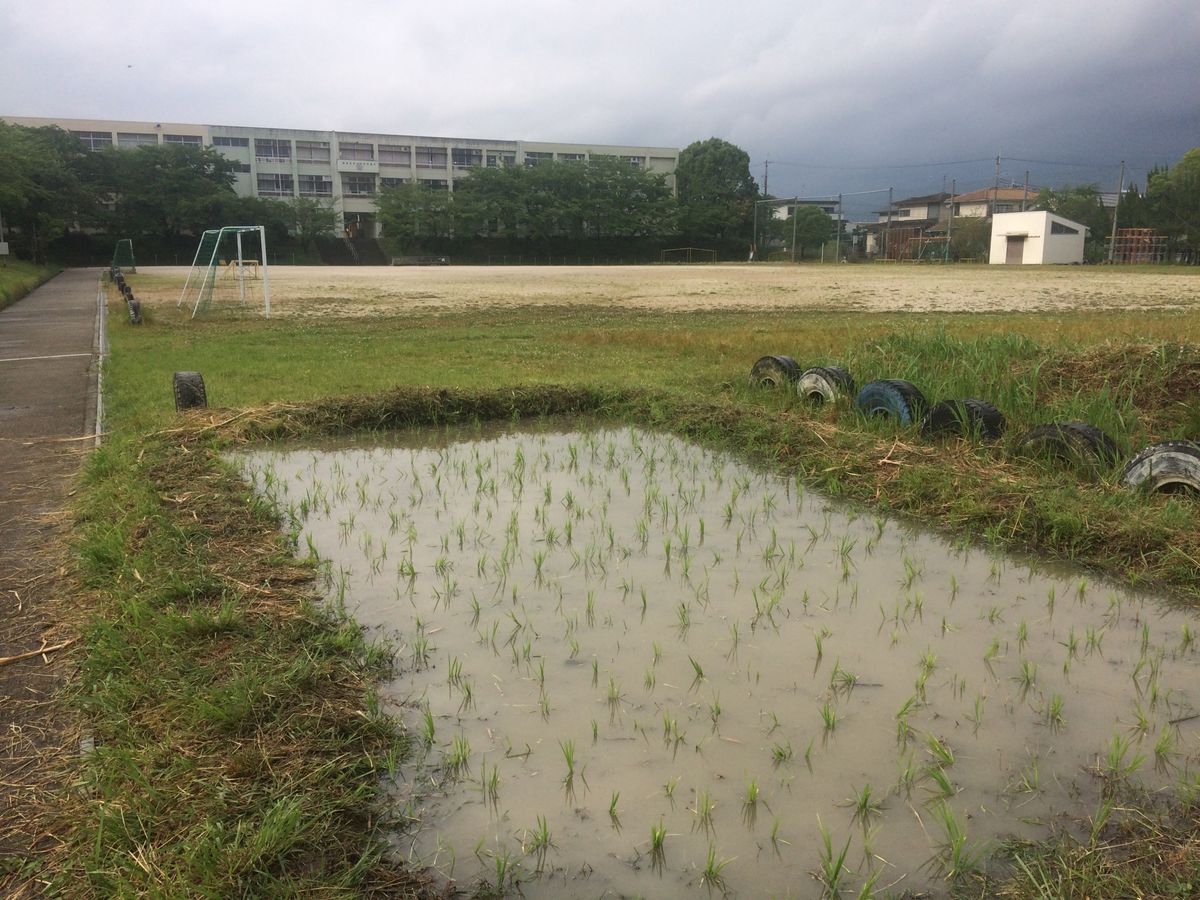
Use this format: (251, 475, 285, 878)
(3, 0, 1197, 216)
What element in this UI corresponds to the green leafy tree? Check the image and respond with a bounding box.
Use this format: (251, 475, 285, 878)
(1147, 149, 1200, 260)
(949, 217, 990, 261)
(0, 123, 97, 261)
(377, 182, 454, 247)
(107, 143, 238, 240)
(283, 196, 339, 243)
(789, 205, 834, 259)
(1033, 184, 1110, 261)
(675, 138, 758, 244)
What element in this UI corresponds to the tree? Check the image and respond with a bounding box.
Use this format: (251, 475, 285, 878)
(1033, 184, 1110, 261)
(0, 123, 96, 261)
(107, 143, 238, 240)
(675, 138, 758, 244)
(789, 205, 834, 259)
(377, 182, 454, 248)
(1147, 149, 1200, 261)
(283, 196, 339, 243)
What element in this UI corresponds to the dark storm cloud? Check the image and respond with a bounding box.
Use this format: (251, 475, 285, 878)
(3, 0, 1197, 201)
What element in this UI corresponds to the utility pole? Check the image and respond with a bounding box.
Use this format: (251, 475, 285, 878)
(763, 160, 769, 197)
(993, 154, 1001, 216)
(1107, 160, 1125, 264)
(835, 193, 843, 261)
(947, 178, 955, 253)
(791, 201, 798, 263)
(1022, 170, 1029, 211)
(883, 187, 893, 259)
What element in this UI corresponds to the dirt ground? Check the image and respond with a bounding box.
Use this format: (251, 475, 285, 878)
(136, 263, 1200, 318)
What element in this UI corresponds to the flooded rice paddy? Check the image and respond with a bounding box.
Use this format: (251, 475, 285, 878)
(236, 425, 1200, 897)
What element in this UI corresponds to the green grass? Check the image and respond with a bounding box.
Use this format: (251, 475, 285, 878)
(30, 278, 1200, 896)
(0, 259, 61, 309)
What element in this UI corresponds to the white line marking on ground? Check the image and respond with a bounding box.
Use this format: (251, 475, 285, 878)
(0, 352, 94, 364)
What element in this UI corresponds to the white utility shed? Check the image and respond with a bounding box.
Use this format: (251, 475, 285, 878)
(989, 211, 1088, 265)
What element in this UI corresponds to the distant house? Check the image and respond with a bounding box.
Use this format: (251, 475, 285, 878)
(989, 211, 1087, 264)
(860, 192, 950, 256)
(951, 187, 1035, 218)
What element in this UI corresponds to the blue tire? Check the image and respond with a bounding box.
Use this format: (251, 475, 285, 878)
(855, 379, 929, 426)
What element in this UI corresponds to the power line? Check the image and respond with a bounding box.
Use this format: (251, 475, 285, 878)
(760, 157, 993, 171)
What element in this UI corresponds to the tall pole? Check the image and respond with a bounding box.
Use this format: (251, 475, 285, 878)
(1022, 170, 1029, 211)
(791, 201, 798, 263)
(993, 154, 1001, 216)
(835, 192, 842, 262)
(948, 178, 955, 257)
(259, 226, 271, 318)
(884, 187, 893, 259)
(763, 160, 769, 197)
(1107, 160, 1125, 264)
(752, 203, 758, 262)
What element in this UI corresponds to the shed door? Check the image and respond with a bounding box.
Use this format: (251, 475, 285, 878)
(1005, 236, 1025, 264)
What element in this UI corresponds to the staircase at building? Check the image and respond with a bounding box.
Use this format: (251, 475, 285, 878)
(313, 238, 389, 266)
(316, 236, 391, 264)
(350, 239, 389, 265)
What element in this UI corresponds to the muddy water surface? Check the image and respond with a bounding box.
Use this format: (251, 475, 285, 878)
(237, 426, 1200, 898)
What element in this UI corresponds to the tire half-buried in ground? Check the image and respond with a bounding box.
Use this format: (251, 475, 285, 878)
(748, 355, 801, 389)
(1121, 441, 1200, 494)
(797, 366, 856, 406)
(173, 371, 208, 411)
(919, 399, 1006, 440)
(855, 379, 929, 426)
(1014, 422, 1120, 468)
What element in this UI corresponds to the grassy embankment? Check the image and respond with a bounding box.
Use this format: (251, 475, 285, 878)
(0, 260, 62, 310)
(31, 278, 1200, 896)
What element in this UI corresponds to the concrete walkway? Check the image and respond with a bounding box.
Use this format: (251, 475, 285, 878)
(0, 268, 102, 876)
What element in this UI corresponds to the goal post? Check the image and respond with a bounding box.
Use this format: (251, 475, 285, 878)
(111, 238, 136, 272)
(660, 247, 717, 264)
(178, 225, 271, 318)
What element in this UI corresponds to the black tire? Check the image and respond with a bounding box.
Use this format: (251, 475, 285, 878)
(173, 371, 207, 411)
(797, 365, 856, 406)
(748, 355, 801, 388)
(919, 399, 1006, 440)
(127, 298, 142, 325)
(1014, 422, 1120, 468)
(855, 379, 928, 426)
(1121, 441, 1200, 494)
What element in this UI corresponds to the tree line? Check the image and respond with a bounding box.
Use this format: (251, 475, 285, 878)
(2, 119, 1196, 264)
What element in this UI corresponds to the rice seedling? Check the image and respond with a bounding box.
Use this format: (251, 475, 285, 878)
(700, 843, 734, 891)
(692, 788, 717, 834)
(1015, 659, 1038, 695)
(1154, 725, 1177, 770)
(925, 733, 955, 768)
(524, 814, 555, 871)
(769, 815, 786, 847)
(649, 818, 668, 868)
(421, 704, 435, 747)
(1044, 694, 1065, 730)
(458, 678, 475, 713)
(446, 732, 471, 778)
(480, 762, 501, 806)
(770, 741, 793, 767)
(928, 800, 985, 878)
(1102, 732, 1146, 781)
(846, 783, 884, 829)
(820, 701, 838, 734)
(830, 661, 859, 697)
(816, 817, 852, 898)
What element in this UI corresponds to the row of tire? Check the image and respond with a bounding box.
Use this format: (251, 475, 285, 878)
(749, 354, 1200, 495)
(108, 266, 142, 325)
